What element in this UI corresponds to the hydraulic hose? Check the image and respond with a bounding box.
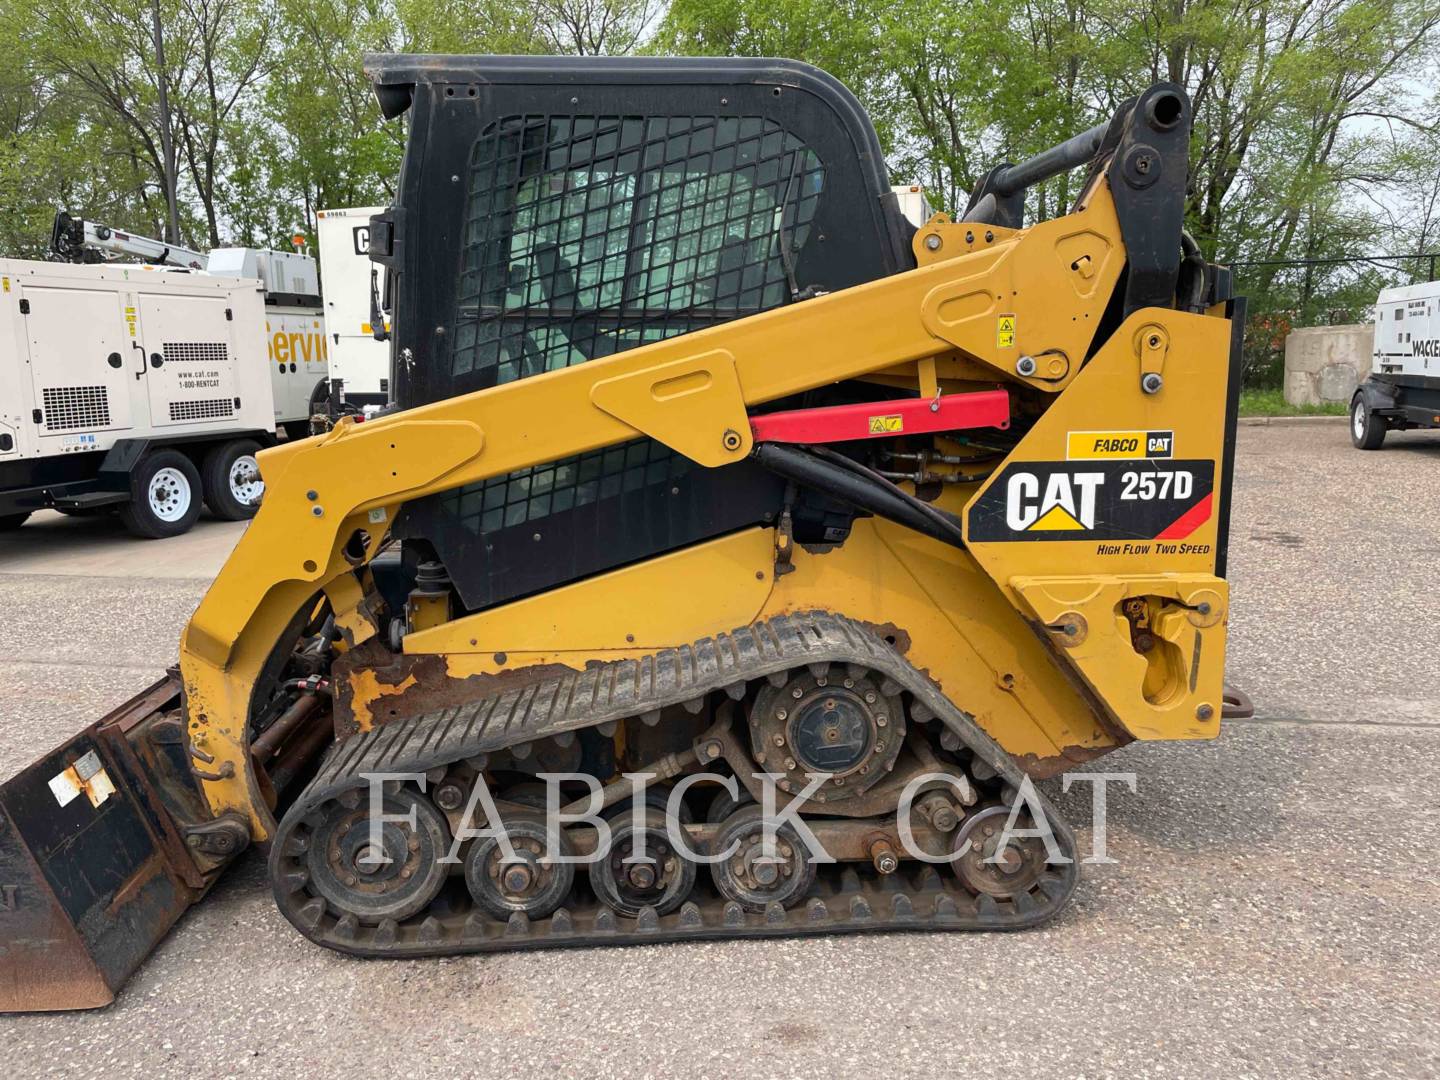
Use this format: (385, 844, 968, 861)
(752, 443, 966, 549)
(805, 444, 969, 542)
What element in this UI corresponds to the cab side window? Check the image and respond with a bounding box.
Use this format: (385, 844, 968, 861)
(452, 114, 825, 384)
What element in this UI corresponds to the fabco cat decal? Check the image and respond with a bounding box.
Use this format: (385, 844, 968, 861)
(1066, 429, 1174, 460)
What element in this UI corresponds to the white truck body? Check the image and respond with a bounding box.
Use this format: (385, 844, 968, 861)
(209, 248, 328, 427)
(316, 207, 390, 404)
(891, 185, 936, 229)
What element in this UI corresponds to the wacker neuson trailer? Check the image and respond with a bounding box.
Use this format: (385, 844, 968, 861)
(1352, 280, 1440, 448)
(0, 259, 276, 536)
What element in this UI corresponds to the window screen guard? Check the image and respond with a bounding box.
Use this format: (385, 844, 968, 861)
(440, 113, 826, 537)
(453, 113, 824, 382)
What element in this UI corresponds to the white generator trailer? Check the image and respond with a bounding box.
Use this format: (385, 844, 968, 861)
(53, 211, 331, 434)
(0, 260, 275, 537)
(0, 215, 330, 538)
(316, 206, 391, 408)
(1352, 280, 1440, 448)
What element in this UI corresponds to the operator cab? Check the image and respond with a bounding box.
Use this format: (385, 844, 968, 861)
(364, 55, 920, 609)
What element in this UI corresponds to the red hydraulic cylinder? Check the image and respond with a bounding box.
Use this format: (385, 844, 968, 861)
(749, 390, 1010, 445)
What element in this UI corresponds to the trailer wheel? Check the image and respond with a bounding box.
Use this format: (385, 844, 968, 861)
(0, 512, 29, 530)
(119, 450, 202, 539)
(1351, 395, 1386, 450)
(202, 439, 265, 520)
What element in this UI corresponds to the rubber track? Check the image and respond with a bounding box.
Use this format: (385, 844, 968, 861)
(270, 611, 1081, 956)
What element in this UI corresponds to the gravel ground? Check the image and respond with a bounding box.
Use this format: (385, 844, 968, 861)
(1, 421, 1437, 1078)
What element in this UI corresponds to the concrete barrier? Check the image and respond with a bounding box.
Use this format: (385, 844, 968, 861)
(1284, 324, 1373, 406)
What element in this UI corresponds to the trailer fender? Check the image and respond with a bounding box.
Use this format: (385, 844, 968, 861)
(1355, 376, 1399, 413)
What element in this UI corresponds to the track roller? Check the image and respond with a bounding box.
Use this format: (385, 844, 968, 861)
(710, 805, 817, 913)
(464, 814, 575, 921)
(589, 810, 696, 917)
(304, 786, 451, 923)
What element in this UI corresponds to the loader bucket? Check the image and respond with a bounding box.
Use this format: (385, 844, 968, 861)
(0, 676, 205, 1012)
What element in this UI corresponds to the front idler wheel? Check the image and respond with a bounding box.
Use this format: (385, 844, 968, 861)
(305, 786, 451, 923)
(710, 805, 816, 913)
(464, 815, 574, 921)
(589, 810, 695, 917)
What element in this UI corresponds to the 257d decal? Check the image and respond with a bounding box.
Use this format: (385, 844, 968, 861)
(968, 460, 1215, 542)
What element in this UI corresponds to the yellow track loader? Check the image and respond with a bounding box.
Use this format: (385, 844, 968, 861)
(0, 55, 1249, 1012)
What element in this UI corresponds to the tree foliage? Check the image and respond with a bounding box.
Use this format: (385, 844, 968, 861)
(2, 0, 1436, 383)
(660, 0, 1440, 381)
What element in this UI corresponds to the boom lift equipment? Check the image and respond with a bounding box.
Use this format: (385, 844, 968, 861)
(51, 211, 210, 271)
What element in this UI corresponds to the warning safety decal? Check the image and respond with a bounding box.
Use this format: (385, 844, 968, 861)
(968, 459, 1215, 543)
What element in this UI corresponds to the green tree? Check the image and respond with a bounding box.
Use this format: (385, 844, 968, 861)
(258, 0, 546, 250)
(659, 0, 1440, 386)
(1, 0, 1437, 393)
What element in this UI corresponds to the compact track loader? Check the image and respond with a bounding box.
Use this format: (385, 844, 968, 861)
(0, 56, 1249, 1012)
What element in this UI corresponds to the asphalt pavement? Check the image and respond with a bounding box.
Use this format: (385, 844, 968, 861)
(0, 420, 1437, 1078)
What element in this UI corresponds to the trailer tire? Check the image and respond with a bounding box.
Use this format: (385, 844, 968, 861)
(202, 439, 265, 520)
(119, 450, 202, 539)
(1351, 395, 1386, 450)
(0, 512, 29, 530)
